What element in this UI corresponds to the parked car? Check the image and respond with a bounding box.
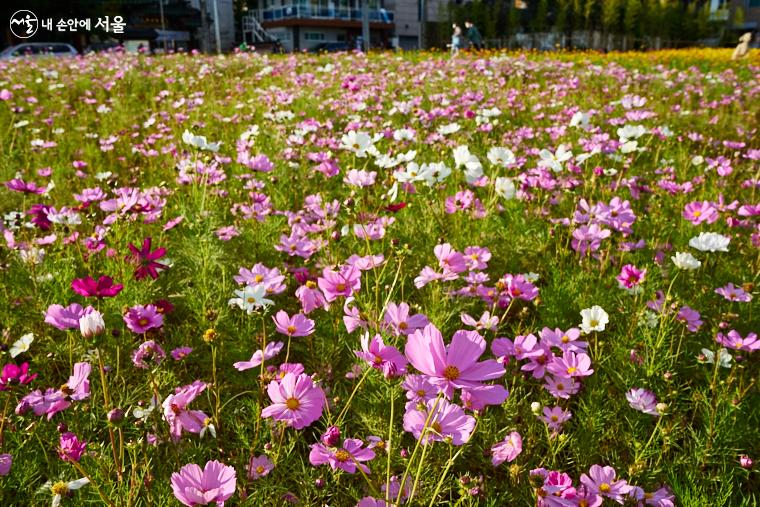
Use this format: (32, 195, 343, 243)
(309, 42, 350, 53)
(0, 43, 78, 59)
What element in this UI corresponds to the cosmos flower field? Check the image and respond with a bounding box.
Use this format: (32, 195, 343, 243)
(0, 48, 758, 506)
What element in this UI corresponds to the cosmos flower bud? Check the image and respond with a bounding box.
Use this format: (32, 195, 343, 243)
(530, 402, 542, 415)
(655, 403, 668, 415)
(79, 310, 105, 339)
(740, 455, 753, 469)
(108, 408, 125, 423)
(321, 426, 341, 447)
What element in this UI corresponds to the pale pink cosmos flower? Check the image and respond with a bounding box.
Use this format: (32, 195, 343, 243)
(162, 381, 209, 441)
(683, 201, 719, 225)
(273, 310, 315, 337)
(247, 455, 274, 480)
(401, 374, 436, 403)
(171, 460, 236, 506)
(233, 341, 284, 371)
(434, 243, 467, 278)
(460, 311, 498, 332)
(309, 438, 376, 474)
(296, 280, 329, 314)
(343, 297, 368, 334)
(543, 376, 580, 399)
(626, 388, 659, 416)
(404, 324, 505, 398)
(402, 398, 476, 445)
(539, 406, 572, 431)
(539, 327, 587, 353)
(261, 372, 326, 429)
(491, 431, 522, 466)
(383, 302, 429, 336)
(546, 350, 594, 378)
(461, 384, 509, 411)
(579, 465, 630, 503)
(715, 283, 752, 303)
(676, 306, 702, 332)
(716, 330, 759, 352)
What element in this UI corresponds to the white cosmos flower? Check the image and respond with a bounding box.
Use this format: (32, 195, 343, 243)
(463, 161, 484, 184)
(701, 348, 732, 368)
(671, 252, 701, 270)
(487, 147, 516, 167)
(617, 125, 647, 141)
(689, 232, 730, 252)
(579, 306, 609, 334)
(340, 131, 373, 157)
(182, 130, 220, 152)
(538, 145, 573, 173)
(79, 310, 105, 339)
(570, 111, 590, 130)
(50, 478, 90, 507)
(494, 177, 516, 200)
(229, 284, 273, 314)
(452, 145, 474, 168)
(437, 123, 461, 135)
(393, 128, 415, 141)
(10, 333, 34, 358)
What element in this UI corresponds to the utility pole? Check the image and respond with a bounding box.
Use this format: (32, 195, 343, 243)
(158, 0, 168, 52)
(199, 0, 210, 53)
(419, 0, 426, 50)
(212, 0, 222, 53)
(361, 0, 370, 52)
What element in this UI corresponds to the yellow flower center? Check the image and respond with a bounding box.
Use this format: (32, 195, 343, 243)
(286, 397, 300, 410)
(561, 335, 570, 343)
(336, 283, 346, 292)
(443, 365, 460, 381)
(334, 449, 351, 462)
(590, 319, 599, 327)
(567, 367, 577, 375)
(398, 321, 408, 330)
(306, 280, 316, 289)
(51, 482, 70, 495)
(138, 318, 149, 326)
(254, 274, 264, 283)
(599, 483, 611, 493)
(287, 325, 296, 334)
(431, 421, 442, 434)
(256, 465, 265, 474)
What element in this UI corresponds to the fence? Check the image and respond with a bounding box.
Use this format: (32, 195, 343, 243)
(476, 31, 724, 51)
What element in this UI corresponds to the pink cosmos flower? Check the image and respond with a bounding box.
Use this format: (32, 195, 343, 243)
(71, 275, 123, 298)
(343, 297, 368, 334)
(491, 431, 522, 466)
(676, 306, 702, 332)
(123, 304, 164, 334)
(571, 224, 611, 258)
(171, 460, 236, 506)
(616, 264, 646, 289)
(403, 398, 476, 445)
(273, 310, 315, 337)
(234, 264, 287, 294)
(383, 302, 429, 336)
(463, 246, 491, 271)
(543, 376, 580, 399)
(309, 438, 376, 474)
(131, 341, 166, 369)
(44, 303, 86, 330)
(461, 384, 509, 411)
(58, 432, 87, 463)
(233, 341, 284, 371)
(683, 201, 719, 225)
(539, 327, 587, 353)
(405, 324, 504, 398)
(317, 265, 361, 302)
(434, 243, 467, 278)
(162, 381, 209, 441)
(715, 283, 752, 303)
(261, 372, 326, 429)
(172, 347, 193, 361)
(125, 237, 168, 280)
(579, 465, 630, 503)
(626, 388, 659, 416)
(546, 350, 594, 378)
(402, 374, 437, 403)
(19, 362, 91, 419)
(355, 334, 408, 378)
(460, 311, 498, 332)
(539, 406, 572, 431)
(248, 455, 274, 480)
(716, 330, 759, 352)
(0, 454, 10, 476)
(296, 280, 329, 314)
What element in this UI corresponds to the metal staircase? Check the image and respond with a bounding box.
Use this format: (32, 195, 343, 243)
(241, 12, 280, 45)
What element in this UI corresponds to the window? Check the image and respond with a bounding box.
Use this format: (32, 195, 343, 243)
(304, 32, 325, 41)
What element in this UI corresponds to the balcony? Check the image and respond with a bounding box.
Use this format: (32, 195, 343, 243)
(256, 5, 394, 23)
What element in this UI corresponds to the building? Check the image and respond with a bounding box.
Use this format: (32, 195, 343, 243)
(189, 0, 237, 51)
(242, 0, 447, 51)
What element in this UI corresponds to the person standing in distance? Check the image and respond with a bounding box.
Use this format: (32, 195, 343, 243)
(465, 20, 483, 51)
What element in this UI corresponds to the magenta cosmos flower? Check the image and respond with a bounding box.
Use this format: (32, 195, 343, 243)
(171, 460, 236, 506)
(0, 454, 10, 476)
(123, 304, 164, 334)
(273, 310, 315, 337)
(616, 264, 646, 290)
(579, 465, 630, 503)
(383, 302, 429, 336)
(403, 398, 476, 445)
(355, 334, 408, 378)
(233, 341, 284, 371)
(309, 438, 376, 474)
(125, 237, 168, 280)
(404, 324, 504, 398)
(71, 275, 123, 298)
(491, 431, 523, 466)
(58, 432, 87, 463)
(162, 381, 209, 442)
(0, 362, 37, 390)
(261, 372, 326, 429)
